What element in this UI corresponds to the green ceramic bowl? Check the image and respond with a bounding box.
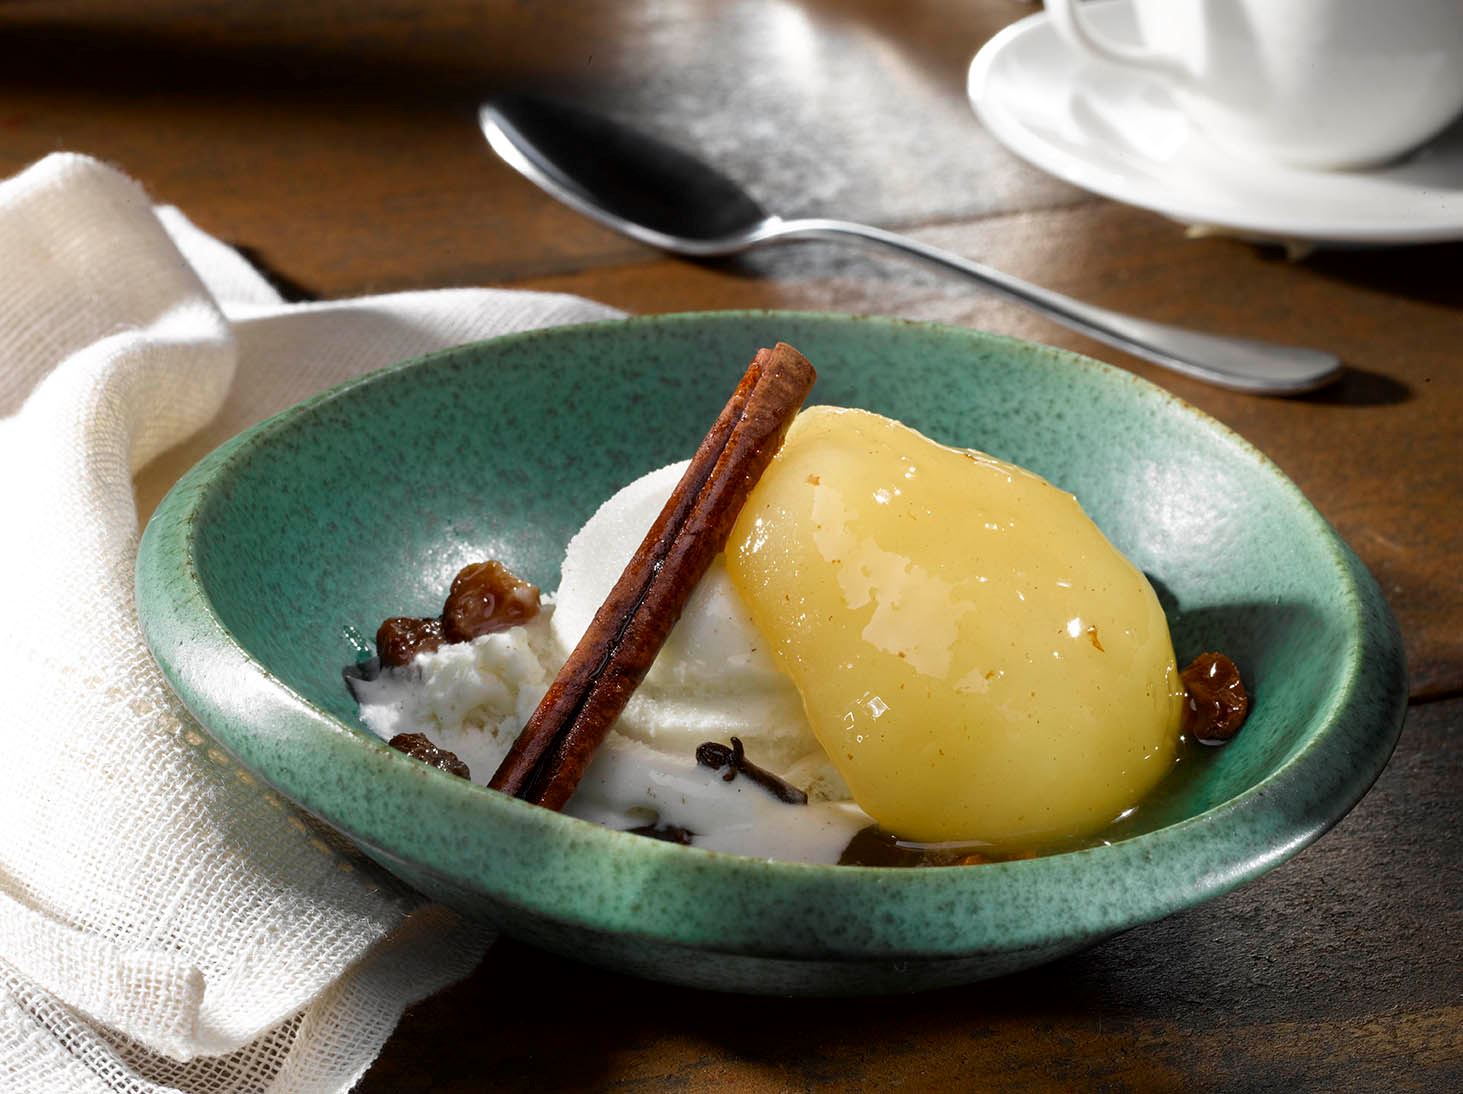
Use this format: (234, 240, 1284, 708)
(136, 312, 1406, 994)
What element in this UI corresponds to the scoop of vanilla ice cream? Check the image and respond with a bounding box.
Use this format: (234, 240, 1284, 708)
(351, 613, 868, 864)
(350, 461, 870, 862)
(554, 461, 844, 794)
(352, 610, 557, 777)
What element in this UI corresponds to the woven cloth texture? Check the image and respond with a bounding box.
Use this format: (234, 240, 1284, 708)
(0, 153, 620, 1093)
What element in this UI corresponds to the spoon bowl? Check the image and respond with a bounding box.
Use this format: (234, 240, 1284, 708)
(483, 92, 773, 252)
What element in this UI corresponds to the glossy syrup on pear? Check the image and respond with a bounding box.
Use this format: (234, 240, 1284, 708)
(727, 406, 1186, 851)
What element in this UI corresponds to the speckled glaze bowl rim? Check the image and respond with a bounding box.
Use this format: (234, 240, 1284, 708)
(137, 311, 1407, 961)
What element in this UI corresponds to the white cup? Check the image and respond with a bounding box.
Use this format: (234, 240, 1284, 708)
(1044, 0, 1463, 169)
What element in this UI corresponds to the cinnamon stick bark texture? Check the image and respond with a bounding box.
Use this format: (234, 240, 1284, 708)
(489, 342, 817, 809)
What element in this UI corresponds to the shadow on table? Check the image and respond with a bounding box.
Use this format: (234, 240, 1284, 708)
(1293, 364, 1413, 408)
(1298, 240, 1463, 312)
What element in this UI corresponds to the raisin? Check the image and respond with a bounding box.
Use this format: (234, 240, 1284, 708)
(388, 732, 470, 779)
(627, 823, 695, 845)
(376, 616, 444, 668)
(441, 560, 541, 643)
(1181, 651, 1250, 744)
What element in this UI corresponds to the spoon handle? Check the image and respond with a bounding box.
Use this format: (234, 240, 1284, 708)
(770, 218, 1340, 394)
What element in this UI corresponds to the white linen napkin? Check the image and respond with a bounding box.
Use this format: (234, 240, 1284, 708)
(0, 153, 622, 1093)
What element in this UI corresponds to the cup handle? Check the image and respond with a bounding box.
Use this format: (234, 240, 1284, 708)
(1044, 0, 1186, 81)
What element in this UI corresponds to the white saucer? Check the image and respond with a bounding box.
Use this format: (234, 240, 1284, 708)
(967, 1, 1463, 245)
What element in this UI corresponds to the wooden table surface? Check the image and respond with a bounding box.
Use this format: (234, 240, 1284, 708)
(5, 1, 1456, 1089)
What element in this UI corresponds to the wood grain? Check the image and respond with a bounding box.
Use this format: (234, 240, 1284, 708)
(0, 0, 1082, 291)
(3, 1, 1456, 1089)
(6, 1, 1449, 692)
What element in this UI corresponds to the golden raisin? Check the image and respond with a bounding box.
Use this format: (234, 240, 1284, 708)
(441, 560, 541, 643)
(376, 616, 445, 668)
(388, 732, 470, 779)
(1181, 652, 1250, 744)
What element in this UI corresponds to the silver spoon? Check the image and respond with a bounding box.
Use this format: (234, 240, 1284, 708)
(480, 94, 1341, 395)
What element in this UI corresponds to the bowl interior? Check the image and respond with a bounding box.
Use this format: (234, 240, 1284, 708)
(193, 313, 1356, 839)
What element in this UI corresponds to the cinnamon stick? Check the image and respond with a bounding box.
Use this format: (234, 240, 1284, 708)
(489, 343, 816, 810)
